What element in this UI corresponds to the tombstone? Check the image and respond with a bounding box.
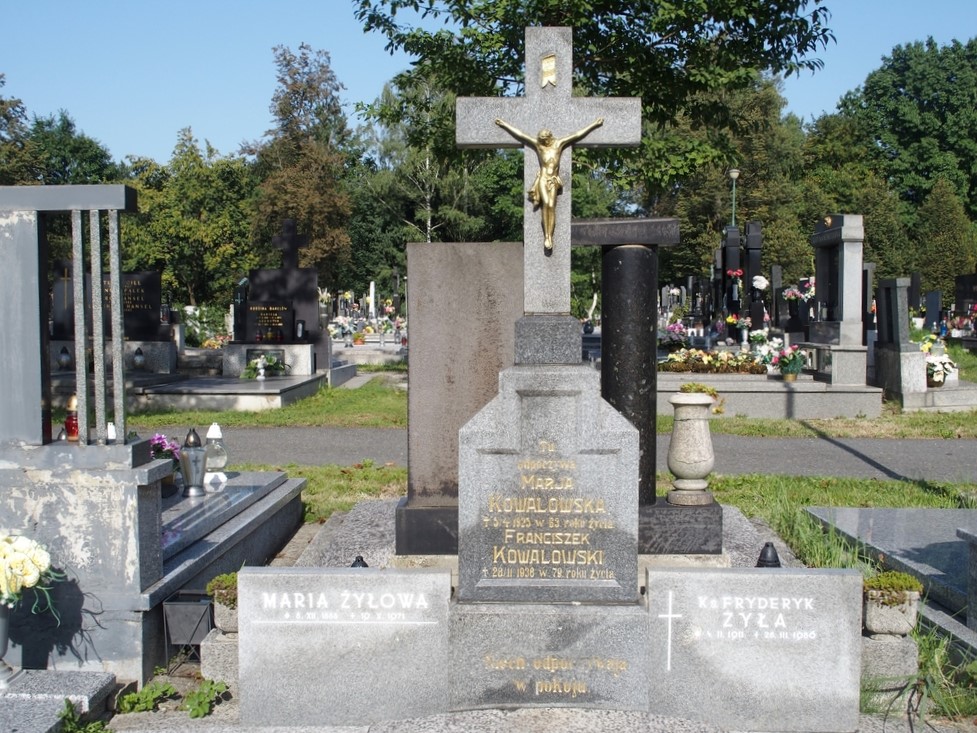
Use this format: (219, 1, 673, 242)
(0, 185, 305, 686)
(236, 29, 864, 732)
(232, 278, 249, 341)
(225, 220, 330, 376)
(806, 215, 868, 385)
(954, 272, 977, 315)
(744, 221, 764, 329)
(770, 264, 786, 331)
(908, 271, 922, 313)
(396, 241, 524, 554)
(862, 262, 877, 369)
(721, 226, 742, 314)
(872, 277, 926, 397)
(924, 290, 941, 331)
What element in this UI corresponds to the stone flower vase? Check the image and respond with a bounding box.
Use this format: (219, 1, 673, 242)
(213, 601, 238, 634)
(666, 392, 716, 506)
(863, 590, 920, 636)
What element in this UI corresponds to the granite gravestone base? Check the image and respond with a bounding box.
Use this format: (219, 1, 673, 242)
(237, 566, 863, 731)
(238, 568, 452, 727)
(457, 364, 639, 604)
(451, 602, 649, 711)
(647, 567, 862, 733)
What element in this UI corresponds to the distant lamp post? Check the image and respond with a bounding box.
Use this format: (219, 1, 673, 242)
(728, 168, 740, 227)
(58, 346, 72, 371)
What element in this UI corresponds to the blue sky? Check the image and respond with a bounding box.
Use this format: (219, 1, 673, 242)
(3, 1, 975, 164)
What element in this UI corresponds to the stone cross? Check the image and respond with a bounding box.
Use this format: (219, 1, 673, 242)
(456, 27, 641, 315)
(273, 219, 308, 270)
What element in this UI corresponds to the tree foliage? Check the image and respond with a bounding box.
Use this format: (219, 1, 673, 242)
(912, 177, 977, 298)
(839, 38, 977, 221)
(355, 0, 834, 194)
(0, 74, 31, 185)
(26, 111, 119, 185)
(247, 43, 353, 279)
(123, 129, 258, 306)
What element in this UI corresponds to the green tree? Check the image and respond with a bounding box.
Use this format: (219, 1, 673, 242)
(248, 44, 352, 279)
(124, 130, 258, 306)
(0, 74, 31, 184)
(26, 111, 119, 184)
(356, 0, 834, 196)
(912, 177, 977, 298)
(839, 38, 977, 220)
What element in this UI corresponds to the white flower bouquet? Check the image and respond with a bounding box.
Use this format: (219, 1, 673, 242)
(0, 534, 63, 616)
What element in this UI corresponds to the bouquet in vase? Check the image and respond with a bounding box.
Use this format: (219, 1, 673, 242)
(0, 533, 64, 617)
(772, 345, 807, 374)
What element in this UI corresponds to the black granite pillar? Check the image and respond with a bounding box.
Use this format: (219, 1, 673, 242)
(601, 244, 659, 506)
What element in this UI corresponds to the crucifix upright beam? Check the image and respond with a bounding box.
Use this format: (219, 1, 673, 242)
(456, 27, 641, 316)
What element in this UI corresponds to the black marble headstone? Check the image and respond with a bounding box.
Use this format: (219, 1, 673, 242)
(51, 271, 164, 340)
(245, 301, 294, 343)
(955, 273, 977, 315)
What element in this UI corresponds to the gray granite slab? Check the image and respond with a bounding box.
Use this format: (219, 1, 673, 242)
(646, 567, 862, 732)
(458, 365, 639, 603)
(808, 507, 977, 614)
(451, 602, 649, 711)
(238, 567, 451, 727)
(160, 471, 287, 558)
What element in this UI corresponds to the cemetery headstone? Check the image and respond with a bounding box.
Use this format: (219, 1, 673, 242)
(873, 277, 926, 396)
(236, 30, 865, 732)
(807, 214, 868, 385)
(455, 27, 641, 601)
(908, 271, 922, 313)
(924, 290, 941, 331)
(647, 567, 862, 732)
(51, 271, 167, 341)
(743, 221, 764, 328)
(954, 271, 977, 315)
(231, 219, 330, 374)
(721, 226, 742, 315)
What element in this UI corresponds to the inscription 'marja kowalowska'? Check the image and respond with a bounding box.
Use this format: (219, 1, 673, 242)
(488, 495, 606, 514)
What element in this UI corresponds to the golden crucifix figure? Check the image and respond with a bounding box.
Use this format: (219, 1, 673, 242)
(494, 117, 604, 252)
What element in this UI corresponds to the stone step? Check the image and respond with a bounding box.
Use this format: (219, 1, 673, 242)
(899, 379, 977, 412)
(0, 670, 116, 733)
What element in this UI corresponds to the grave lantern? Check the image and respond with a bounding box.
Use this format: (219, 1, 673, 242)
(58, 346, 72, 371)
(180, 428, 207, 497)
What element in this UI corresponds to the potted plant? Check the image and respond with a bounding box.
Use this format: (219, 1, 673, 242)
(925, 353, 956, 388)
(772, 344, 807, 381)
(241, 354, 289, 379)
(863, 570, 922, 636)
(205, 572, 238, 633)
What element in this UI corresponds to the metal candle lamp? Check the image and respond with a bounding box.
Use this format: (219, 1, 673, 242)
(180, 428, 207, 497)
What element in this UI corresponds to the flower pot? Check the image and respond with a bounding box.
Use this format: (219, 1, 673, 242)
(782, 372, 798, 383)
(213, 601, 238, 634)
(927, 377, 944, 389)
(666, 392, 715, 506)
(863, 590, 919, 636)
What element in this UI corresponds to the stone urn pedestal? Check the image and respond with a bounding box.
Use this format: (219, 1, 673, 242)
(666, 392, 716, 506)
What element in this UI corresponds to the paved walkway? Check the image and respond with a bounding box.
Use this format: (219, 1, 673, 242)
(141, 424, 976, 483)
